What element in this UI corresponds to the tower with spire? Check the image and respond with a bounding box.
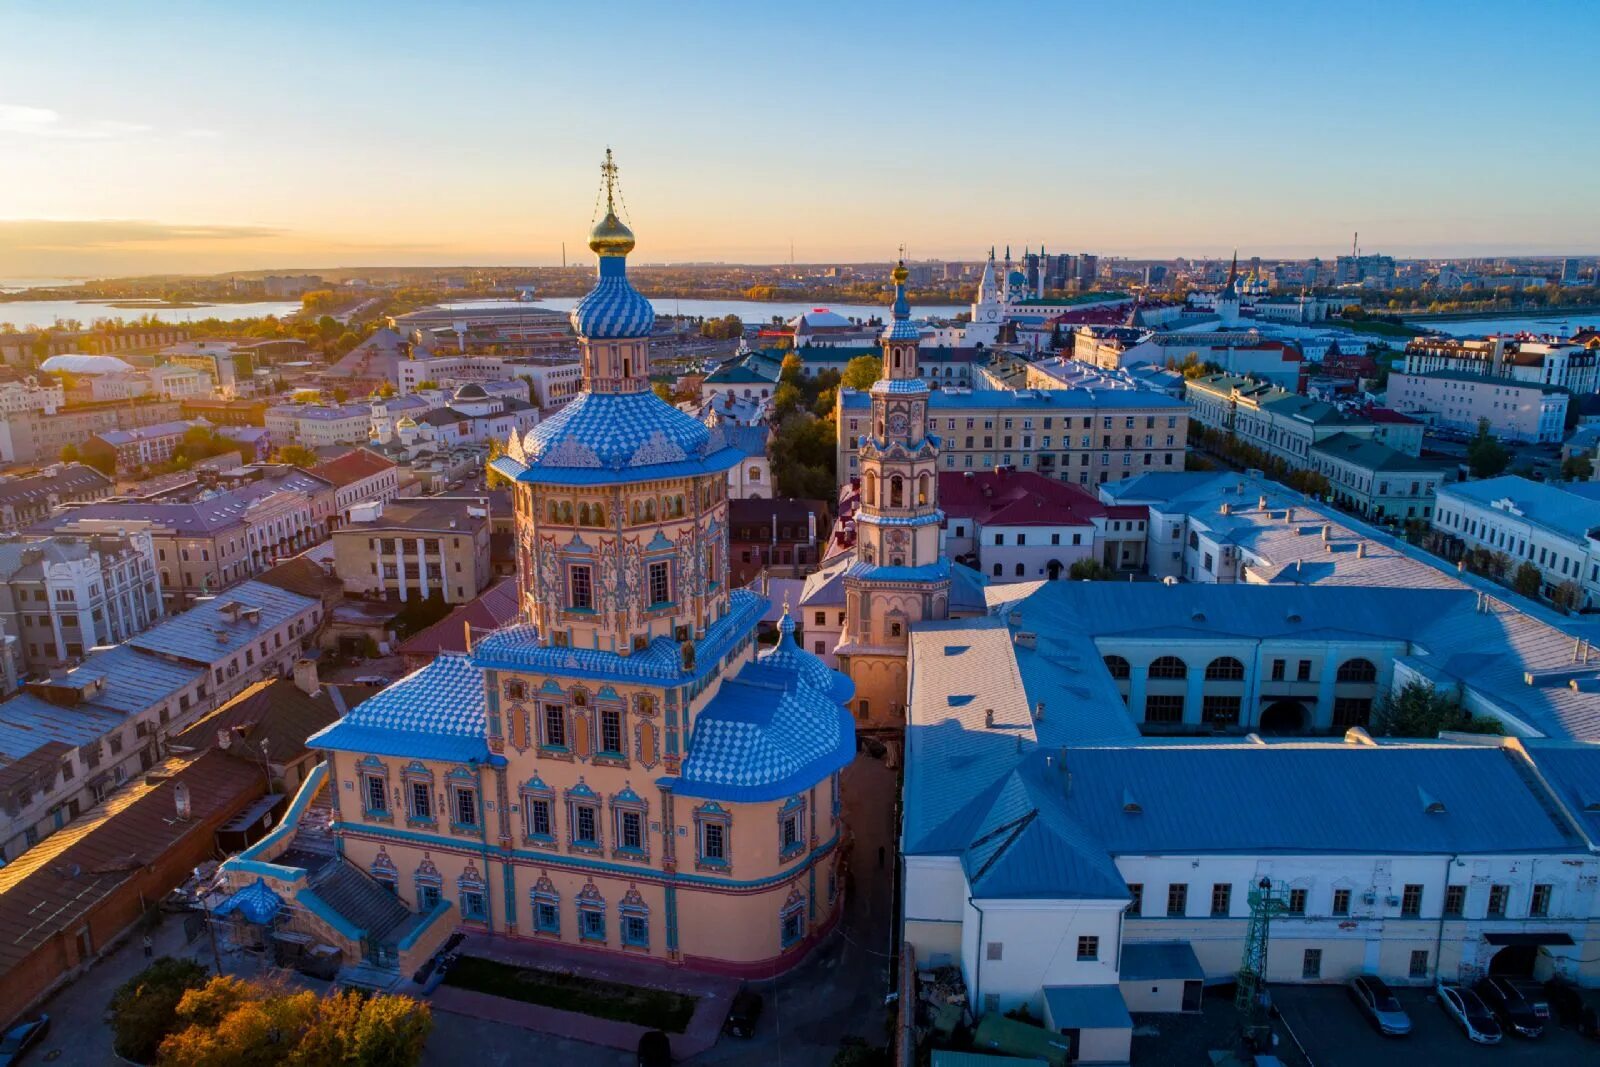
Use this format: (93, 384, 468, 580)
(1217, 249, 1243, 326)
(832, 262, 952, 730)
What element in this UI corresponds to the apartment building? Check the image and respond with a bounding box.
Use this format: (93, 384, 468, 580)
(1403, 336, 1598, 394)
(1307, 432, 1452, 522)
(0, 398, 183, 466)
(835, 386, 1189, 489)
(0, 465, 113, 532)
(34, 469, 335, 605)
(1186, 375, 1375, 466)
(1434, 475, 1600, 608)
(307, 448, 402, 524)
(84, 420, 204, 474)
(1389, 369, 1568, 443)
(331, 497, 492, 604)
(0, 531, 163, 672)
(264, 403, 373, 448)
(0, 378, 63, 417)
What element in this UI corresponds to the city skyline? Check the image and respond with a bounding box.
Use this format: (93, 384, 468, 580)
(2, 0, 1598, 276)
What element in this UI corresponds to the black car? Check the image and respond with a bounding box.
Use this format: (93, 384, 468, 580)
(637, 1029, 671, 1067)
(1475, 976, 1545, 1038)
(724, 988, 763, 1039)
(0, 1015, 49, 1067)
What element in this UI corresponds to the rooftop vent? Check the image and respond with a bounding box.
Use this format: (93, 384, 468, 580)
(1033, 700, 1045, 722)
(1419, 787, 1446, 815)
(1286, 612, 1301, 623)
(1191, 611, 1206, 623)
(1121, 789, 1142, 814)
(1014, 631, 1037, 650)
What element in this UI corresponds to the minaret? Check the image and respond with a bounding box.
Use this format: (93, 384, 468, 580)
(1037, 244, 1047, 298)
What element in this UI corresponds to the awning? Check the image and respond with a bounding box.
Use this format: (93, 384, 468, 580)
(1042, 985, 1133, 1032)
(1483, 931, 1574, 947)
(213, 877, 285, 925)
(1120, 940, 1204, 982)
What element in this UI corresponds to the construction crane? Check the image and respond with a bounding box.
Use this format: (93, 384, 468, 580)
(1236, 877, 1286, 1050)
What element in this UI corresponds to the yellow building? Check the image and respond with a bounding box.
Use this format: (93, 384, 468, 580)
(221, 154, 856, 978)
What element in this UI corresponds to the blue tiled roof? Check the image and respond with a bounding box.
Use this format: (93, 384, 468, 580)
(308, 653, 488, 763)
(870, 378, 929, 395)
(845, 558, 952, 584)
(756, 611, 855, 704)
(515, 390, 741, 487)
(214, 877, 285, 924)
(571, 255, 655, 339)
(666, 659, 855, 804)
(472, 589, 766, 686)
(129, 581, 317, 663)
(1042, 986, 1132, 1031)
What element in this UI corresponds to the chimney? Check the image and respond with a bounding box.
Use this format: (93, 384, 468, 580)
(174, 780, 192, 821)
(1322, 524, 1332, 541)
(1034, 700, 1045, 721)
(293, 655, 321, 697)
(1286, 506, 1295, 523)
(985, 708, 995, 728)
(1257, 495, 1268, 509)
(1220, 502, 1231, 516)
(1356, 541, 1366, 558)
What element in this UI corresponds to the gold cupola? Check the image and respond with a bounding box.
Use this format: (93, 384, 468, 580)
(588, 147, 636, 256)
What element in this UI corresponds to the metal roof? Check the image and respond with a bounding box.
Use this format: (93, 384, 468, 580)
(129, 580, 317, 663)
(1441, 475, 1600, 544)
(1119, 940, 1204, 982)
(308, 653, 487, 764)
(1042, 985, 1132, 1031)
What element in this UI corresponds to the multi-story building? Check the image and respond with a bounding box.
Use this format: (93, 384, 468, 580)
(34, 468, 335, 605)
(837, 386, 1189, 490)
(0, 398, 183, 466)
(148, 363, 214, 400)
(1086, 330, 1306, 391)
(264, 404, 373, 448)
(0, 531, 163, 671)
(84, 420, 203, 474)
(0, 465, 113, 532)
(1389, 369, 1568, 443)
(178, 397, 270, 426)
(1306, 432, 1452, 523)
(727, 497, 829, 586)
(331, 496, 492, 604)
(1186, 375, 1374, 466)
(223, 172, 854, 982)
(307, 448, 402, 525)
(1403, 336, 1598, 394)
(1434, 475, 1600, 608)
(940, 468, 1149, 580)
(0, 378, 63, 417)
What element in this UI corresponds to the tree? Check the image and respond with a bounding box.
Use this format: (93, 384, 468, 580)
(770, 414, 838, 499)
(772, 381, 803, 420)
(59, 443, 80, 464)
(414, 379, 439, 391)
(699, 314, 744, 341)
(1370, 681, 1502, 738)
(1561, 454, 1593, 482)
(651, 381, 674, 403)
(158, 975, 431, 1067)
(374, 380, 397, 398)
(1466, 418, 1510, 479)
(1512, 561, 1543, 598)
(331, 386, 349, 403)
(110, 956, 210, 1064)
(272, 444, 320, 468)
(485, 437, 513, 489)
(840, 355, 882, 391)
(1068, 559, 1115, 580)
(780, 353, 804, 387)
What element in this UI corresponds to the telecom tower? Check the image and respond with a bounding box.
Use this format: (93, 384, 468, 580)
(1236, 877, 1286, 1045)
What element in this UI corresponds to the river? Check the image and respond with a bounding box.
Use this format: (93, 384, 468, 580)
(0, 298, 305, 331)
(1400, 311, 1600, 339)
(438, 296, 968, 323)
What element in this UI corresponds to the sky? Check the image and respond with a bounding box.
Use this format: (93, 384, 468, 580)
(1, 0, 1597, 276)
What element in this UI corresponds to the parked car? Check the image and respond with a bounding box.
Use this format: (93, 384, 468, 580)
(1437, 983, 1503, 1045)
(1348, 975, 1412, 1036)
(352, 675, 391, 687)
(0, 1015, 49, 1066)
(724, 987, 763, 1039)
(636, 1030, 671, 1067)
(1475, 976, 1546, 1037)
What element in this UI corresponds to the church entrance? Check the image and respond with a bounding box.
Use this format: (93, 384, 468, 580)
(1259, 700, 1308, 734)
(1046, 560, 1063, 581)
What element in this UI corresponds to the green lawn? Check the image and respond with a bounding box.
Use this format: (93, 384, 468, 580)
(442, 955, 699, 1033)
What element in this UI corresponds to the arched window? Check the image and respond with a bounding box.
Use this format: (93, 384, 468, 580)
(917, 473, 929, 506)
(1205, 656, 1245, 681)
(1014, 563, 1025, 576)
(1148, 655, 1188, 679)
(992, 563, 1002, 577)
(1103, 655, 1131, 679)
(1337, 658, 1378, 683)
(889, 476, 904, 508)
(862, 472, 876, 507)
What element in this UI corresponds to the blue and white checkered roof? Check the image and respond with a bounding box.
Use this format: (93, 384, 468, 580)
(870, 377, 930, 395)
(515, 390, 741, 486)
(757, 611, 855, 705)
(669, 658, 856, 803)
(308, 653, 488, 763)
(571, 255, 656, 340)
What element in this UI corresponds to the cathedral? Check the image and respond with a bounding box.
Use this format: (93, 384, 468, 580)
(235, 154, 856, 977)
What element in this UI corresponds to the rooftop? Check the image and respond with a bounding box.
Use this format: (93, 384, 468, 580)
(307, 447, 396, 487)
(307, 653, 487, 764)
(129, 580, 317, 663)
(1440, 475, 1600, 543)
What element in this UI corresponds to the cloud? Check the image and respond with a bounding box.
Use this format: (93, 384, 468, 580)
(0, 219, 283, 251)
(0, 103, 152, 140)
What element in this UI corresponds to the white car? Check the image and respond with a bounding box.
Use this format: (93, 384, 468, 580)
(1436, 982, 1503, 1045)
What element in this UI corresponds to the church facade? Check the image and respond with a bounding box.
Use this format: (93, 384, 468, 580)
(235, 155, 856, 977)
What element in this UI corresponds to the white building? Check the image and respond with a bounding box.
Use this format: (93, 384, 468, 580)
(0, 378, 63, 417)
(1434, 475, 1600, 608)
(1403, 337, 1598, 395)
(1389, 369, 1568, 443)
(265, 403, 373, 448)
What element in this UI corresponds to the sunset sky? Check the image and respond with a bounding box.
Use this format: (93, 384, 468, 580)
(2, 0, 1596, 276)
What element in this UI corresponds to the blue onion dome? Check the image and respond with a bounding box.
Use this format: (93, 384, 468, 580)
(756, 607, 856, 705)
(1007, 269, 1027, 288)
(571, 229, 656, 340)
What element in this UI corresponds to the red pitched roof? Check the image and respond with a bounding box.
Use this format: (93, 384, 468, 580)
(396, 577, 520, 659)
(940, 469, 1115, 528)
(1363, 406, 1422, 425)
(307, 447, 395, 488)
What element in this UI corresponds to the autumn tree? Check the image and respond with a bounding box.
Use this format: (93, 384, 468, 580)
(1512, 562, 1543, 598)
(780, 353, 804, 387)
(1466, 418, 1510, 479)
(110, 957, 210, 1064)
(840, 355, 882, 391)
(272, 444, 320, 468)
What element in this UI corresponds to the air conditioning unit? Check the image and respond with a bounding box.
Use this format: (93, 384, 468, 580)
(1384, 895, 1400, 907)
(1361, 891, 1377, 905)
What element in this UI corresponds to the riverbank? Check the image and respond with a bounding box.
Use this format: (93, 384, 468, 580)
(1401, 304, 1600, 323)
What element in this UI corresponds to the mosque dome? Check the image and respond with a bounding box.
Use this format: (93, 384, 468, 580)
(1007, 270, 1027, 288)
(453, 382, 488, 401)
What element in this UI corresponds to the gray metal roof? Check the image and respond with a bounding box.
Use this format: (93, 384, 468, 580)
(129, 580, 316, 663)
